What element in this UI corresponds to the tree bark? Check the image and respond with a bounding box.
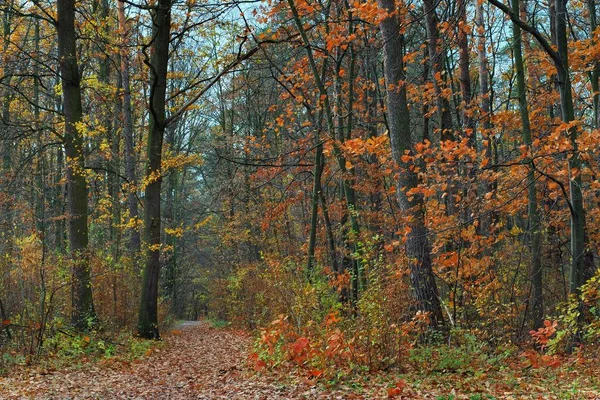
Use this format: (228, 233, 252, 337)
(476, 1, 497, 238)
(378, 0, 445, 329)
(319, 189, 338, 274)
(553, 0, 587, 298)
(588, 0, 599, 129)
(118, 0, 141, 261)
(457, 0, 474, 143)
(511, 0, 543, 330)
(57, 0, 98, 330)
(1, 7, 14, 263)
(488, 0, 589, 345)
(423, 0, 454, 141)
(307, 140, 323, 273)
(286, 0, 363, 292)
(138, 0, 171, 340)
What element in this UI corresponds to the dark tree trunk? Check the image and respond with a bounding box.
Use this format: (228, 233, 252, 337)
(54, 146, 67, 254)
(488, 0, 589, 347)
(118, 0, 141, 261)
(378, 0, 445, 329)
(137, 0, 171, 340)
(476, 1, 496, 238)
(319, 190, 338, 274)
(588, 0, 599, 130)
(164, 123, 178, 308)
(1, 8, 14, 264)
(307, 140, 323, 273)
(457, 0, 474, 143)
(423, 0, 454, 141)
(57, 0, 97, 330)
(511, 0, 543, 330)
(553, 0, 587, 298)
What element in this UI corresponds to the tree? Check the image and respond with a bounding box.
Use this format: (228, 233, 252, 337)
(377, 0, 444, 328)
(118, 0, 141, 262)
(422, 0, 454, 141)
(137, 0, 171, 340)
(57, 0, 98, 330)
(488, 0, 589, 343)
(510, 0, 543, 330)
(136, 0, 260, 337)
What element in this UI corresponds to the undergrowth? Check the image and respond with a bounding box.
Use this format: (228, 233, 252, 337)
(0, 327, 161, 375)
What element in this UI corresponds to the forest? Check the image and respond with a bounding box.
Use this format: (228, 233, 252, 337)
(0, 0, 599, 398)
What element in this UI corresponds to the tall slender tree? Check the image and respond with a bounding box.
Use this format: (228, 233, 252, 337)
(511, 0, 543, 330)
(588, 1, 599, 129)
(423, 0, 454, 141)
(489, 0, 589, 344)
(138, 0, 171, 339)
(378, 0, 445, 329)
(118, 0, 141, 261)
(57, 0, 98, 330)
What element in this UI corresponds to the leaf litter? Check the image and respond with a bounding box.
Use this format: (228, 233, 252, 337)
(1, 322, 599, 399)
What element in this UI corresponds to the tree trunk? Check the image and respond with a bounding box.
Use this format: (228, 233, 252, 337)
(57, 0, 97, 330)
(287, 0, 362, 293)
(457, 0, 474, 143)
(511, 0, 543, 330)
(1, 7, 13, 263)
(476, 1, 497, 238)
(319, 189, 338, 274)
(307, 140, 324, 273)
(552, 0, 586, 298)
(164, 123, 178, 307)
(378, 0, 445, 329)
(54, 145, 67, 254)
(137, 0, 171, 340)
(118, 0, 141, 261)
(588, 0, 599, 130)
(476, 4, 491, 134)
(423, 0, 454, 141)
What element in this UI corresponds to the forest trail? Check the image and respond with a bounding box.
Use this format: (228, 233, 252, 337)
(6, 323, 598, 399)
(0, 322, 330, 400)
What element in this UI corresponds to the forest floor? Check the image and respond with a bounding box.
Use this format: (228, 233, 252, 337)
(0, 321, 599, 399)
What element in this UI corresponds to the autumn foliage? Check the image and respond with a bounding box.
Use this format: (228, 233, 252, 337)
(1, 0, 600, 396)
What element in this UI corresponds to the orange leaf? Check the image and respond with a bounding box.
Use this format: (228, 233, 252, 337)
(387, 380, 406, 397)
(291, 336, 309, 355)
(254, 359, 267, 371)
(395, 379, 407, 389)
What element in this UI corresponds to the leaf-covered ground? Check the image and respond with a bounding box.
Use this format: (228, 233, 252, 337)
(0, 322, 334, 399)
(0, 322, 599, 399)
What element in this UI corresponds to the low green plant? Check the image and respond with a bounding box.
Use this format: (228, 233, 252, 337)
(127, 337, 156, 359)
(409, 329, 487, 374)
(44, 332, 95, 359)
(469, 395, 496, 400)
(209, 318, 230, 328)
(0, 352, 27, 373)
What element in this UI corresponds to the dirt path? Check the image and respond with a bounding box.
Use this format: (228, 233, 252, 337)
(3, 323, 600, 399)
(0, 322, 328, 400)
